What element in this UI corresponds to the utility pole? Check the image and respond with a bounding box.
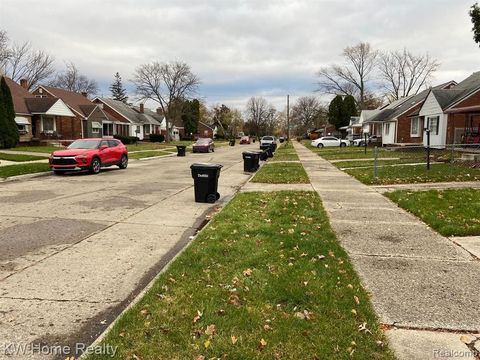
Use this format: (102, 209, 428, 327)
(287, 94, 290, 140)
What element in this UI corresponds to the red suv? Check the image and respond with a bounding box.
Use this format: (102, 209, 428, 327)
(49, 138, 128, 175)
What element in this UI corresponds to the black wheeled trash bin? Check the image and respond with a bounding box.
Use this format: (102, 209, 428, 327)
(258, 150, 269, 161)
(176, 145, 186, 157)
(242, 151, 260, 172)
(190, 163, 223, 203)
(229, 139, 236, 146)
(270, 143, 277, 153)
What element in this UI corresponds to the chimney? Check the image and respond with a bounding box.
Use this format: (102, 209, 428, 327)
(156, 107, 163, 115)
(20, 79, 28, 89)
(81, 92, 88, 98)
(139, 103, 144, 113)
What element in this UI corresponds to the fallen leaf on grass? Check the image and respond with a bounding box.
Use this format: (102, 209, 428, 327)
(258, 338, 267, 350)
(205, 324, 216, 336)
(193, 310, 203, 324)
(243, 268, 253, 277)
(354, 296, 360, 305)
(264, 324, 272, 331)
(358, 322, 372, 334)
(228, 294, 241, 306)
(231, 335, 238, 345)
(195, 356, 206, 360)
(140, 309, 149, 316)
(351, 309, 357, 316)
(204, 339, 211, 349)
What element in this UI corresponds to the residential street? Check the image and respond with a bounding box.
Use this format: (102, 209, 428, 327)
(0, 144, 255, 359)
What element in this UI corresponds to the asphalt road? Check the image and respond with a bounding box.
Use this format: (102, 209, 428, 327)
(0, 143, 258, 359)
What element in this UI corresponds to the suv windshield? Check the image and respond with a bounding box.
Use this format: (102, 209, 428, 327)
(67, 140, 101, 149)
(262, 136, 273, 141)
(196, 138, 210, 144)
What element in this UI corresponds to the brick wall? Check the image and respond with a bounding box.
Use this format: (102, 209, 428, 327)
(55, 116, 83, 139)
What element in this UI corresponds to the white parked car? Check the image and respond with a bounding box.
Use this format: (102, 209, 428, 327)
(260, 136, 277, 149)
(311, 136, 350, 148)
(351, 138, 365, 147)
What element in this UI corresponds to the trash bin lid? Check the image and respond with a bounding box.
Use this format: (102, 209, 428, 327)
(190, 163, 223, 169)
(176, 145, 186, 148)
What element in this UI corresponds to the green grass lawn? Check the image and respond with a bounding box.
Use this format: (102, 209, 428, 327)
(129, 151, 175, 159)
(252, 162, 309, 184)
(10, 145, 61, 153)
(272, 142, 299, 161)
(85, 191, 393, 360)
(127, 143, 176, 152)
(0, 152, 48, 162)
(0, 163, 50, 179)
(386, 189, 480, 236)
(344, 163, 480, 185)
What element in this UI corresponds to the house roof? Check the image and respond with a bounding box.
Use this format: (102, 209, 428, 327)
(368, 80, 461, 123)
(24, 97, 75, 117)
(3, 77, 35, 115)
(36, 85, 99, 118)
(432, 71, 480, 111)
(24, 97, 59, 113)
(95, 98, 162, 126)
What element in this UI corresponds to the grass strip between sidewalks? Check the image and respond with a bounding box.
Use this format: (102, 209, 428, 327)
(129, 151, 174, 159)
(343, 163, 480, 185)
(0, 152, 48, 162)
(0, 163, 50, 179)
(251, 162, 309, 184)
(385, 188, 480, 237)
(85, 191, 393, 360)
(271, 142, 299, 161)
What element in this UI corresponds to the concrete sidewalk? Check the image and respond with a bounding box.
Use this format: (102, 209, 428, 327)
(293, 142, 480, 360)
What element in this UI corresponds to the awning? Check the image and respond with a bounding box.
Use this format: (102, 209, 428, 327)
(92, 121, 102, 129)
(15, 116, 30, 125)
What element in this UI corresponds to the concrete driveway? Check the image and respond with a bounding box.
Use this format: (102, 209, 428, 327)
(0, 143, 257, 359)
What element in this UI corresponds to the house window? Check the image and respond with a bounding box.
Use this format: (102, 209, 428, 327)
(410, 117, 420, 137)
(427, 116, 439, 135)
(92, 127, 100, 134)
(42, 117, 55, 132)
(17, 124, 28, 135)
(384, 123, 390, 135)
(103, 123, 114, 136)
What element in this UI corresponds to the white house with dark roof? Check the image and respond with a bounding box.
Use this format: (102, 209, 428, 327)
(418, 72, 480, 146)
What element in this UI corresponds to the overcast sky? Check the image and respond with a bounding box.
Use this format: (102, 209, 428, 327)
(1, 0, 479, 111)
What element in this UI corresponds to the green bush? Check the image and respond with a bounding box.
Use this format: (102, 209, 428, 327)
(149, 133, 165, 142)
(114, 135, 139, 144)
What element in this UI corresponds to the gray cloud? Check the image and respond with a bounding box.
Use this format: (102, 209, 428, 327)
(1, 0, 478, 111)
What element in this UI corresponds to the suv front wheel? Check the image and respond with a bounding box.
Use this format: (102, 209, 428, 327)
(89, 157, 101, 174)
(118, 154, 128, 169)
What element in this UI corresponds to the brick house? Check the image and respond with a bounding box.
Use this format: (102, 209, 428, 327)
(362, 81, 456, 146)
(32, 86, 111, 139)
(418, 72, 480, 146)
(197, 121, 215, 138)
(4, 77, 76, 143)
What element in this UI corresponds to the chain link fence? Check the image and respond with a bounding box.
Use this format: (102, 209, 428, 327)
(333, 142, 480, 184)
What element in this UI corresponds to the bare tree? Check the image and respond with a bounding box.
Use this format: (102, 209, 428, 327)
(317, 42, 378, 109)
(49, 61, 98, 95)
(0, 30, 55, 89)
(132, 61, 200, 142)
(244, 97, 276, 136)
(0, 30, 9, 72)
(291, 96, 327, 135)
(378, 49, 439, 101)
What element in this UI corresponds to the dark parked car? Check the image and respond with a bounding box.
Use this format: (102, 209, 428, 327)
(192, 138, 215, 153)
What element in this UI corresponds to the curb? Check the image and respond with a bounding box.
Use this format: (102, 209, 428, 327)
(0, 171, 51, 183)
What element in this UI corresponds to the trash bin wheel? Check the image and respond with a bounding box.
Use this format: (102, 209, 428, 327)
(207, 193, 217, 203)
(216, 192, 220, 200)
